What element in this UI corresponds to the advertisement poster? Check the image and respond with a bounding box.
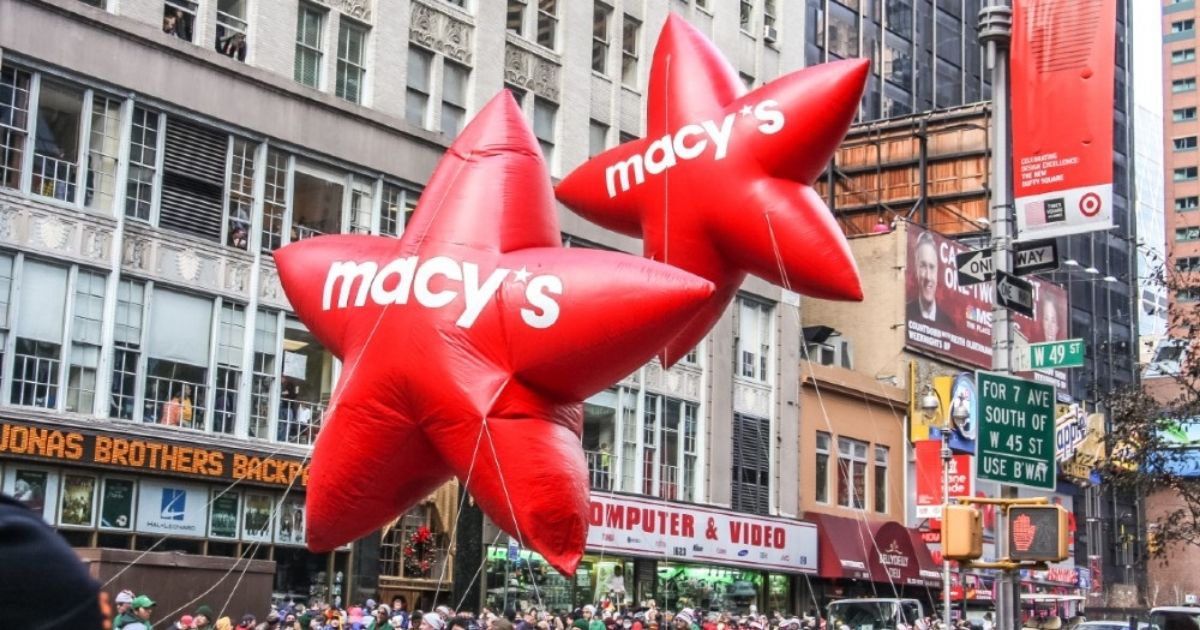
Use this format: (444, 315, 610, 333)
(101, 478, 135, 530)
(1011, 0, 1117, 240)
(60, 474, 97, 527)
(243, 493, 274, 542)
(135, 480, 207, 536)
(905, 227, 1069, 388)
(914, 440, 973, 519)
(276, 497, 306, 545)
(210, 491, 240, 539)
(4, 467, 58, 522)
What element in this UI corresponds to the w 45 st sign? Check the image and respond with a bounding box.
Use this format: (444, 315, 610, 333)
(976, 372, 1057, 490)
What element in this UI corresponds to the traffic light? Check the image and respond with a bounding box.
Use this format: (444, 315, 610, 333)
(1147, 529, 1163, 556)
(1008, 505, 1069, 562)
(943, 504, 983, 560)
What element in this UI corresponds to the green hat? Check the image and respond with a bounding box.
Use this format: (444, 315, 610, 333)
(197, 605, 214, 618)
(132, 595, 156, 610)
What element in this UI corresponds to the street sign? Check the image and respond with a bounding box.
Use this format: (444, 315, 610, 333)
(995, 271, 1035, 318)
(955, 241, 1060, 287)
(976, 372, 1057, 490)
(1029, 338, 1085, 370)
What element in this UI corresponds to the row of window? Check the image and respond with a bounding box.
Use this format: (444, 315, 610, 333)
(1176, 166, 1198, 182)
(1173, 77, 1197, 94)
(1176, 195, 1199, 212)
(0, 63, 423, 253)
(0, 252, 334, 445)
(814, 433, 890, 514)
(1175, 226, 1200, 242)
(1173, 48, 1197, 65)
(1173, 19, 1196, 35)
(1174, 136, 1198, 152)
(1175, 256, 1200, 273)
(1175, 107, 1198, 123)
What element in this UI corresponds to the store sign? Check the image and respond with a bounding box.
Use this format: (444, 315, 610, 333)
(0, 419, 309, 488)
(869, 521, 936, 586)
(586, 494, 818, 573)
(135, 480, 207, 536)
(914, 440, 973, 518)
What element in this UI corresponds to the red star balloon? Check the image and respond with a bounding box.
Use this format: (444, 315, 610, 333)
(273, 92, 714, 575)
(555, 14, 869, 365)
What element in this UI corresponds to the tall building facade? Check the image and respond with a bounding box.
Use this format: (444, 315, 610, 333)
(0, 0, 834, 614)
(1164, 0, 1200, 308)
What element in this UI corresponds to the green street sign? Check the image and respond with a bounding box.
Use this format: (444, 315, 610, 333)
(976, 372, 1057, 490)
(1029, 339, 1085, 370)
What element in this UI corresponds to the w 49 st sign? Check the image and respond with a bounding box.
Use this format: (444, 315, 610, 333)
(976, 372, 1057, 490)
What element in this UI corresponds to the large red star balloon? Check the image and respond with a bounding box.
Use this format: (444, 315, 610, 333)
(555, 14, 869, 365)
(273, 92, 714, 575)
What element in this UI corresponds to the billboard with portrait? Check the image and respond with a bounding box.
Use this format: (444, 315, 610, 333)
(905, 226, 1069, 387)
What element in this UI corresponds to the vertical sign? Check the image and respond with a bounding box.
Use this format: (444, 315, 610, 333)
(976, 372, 1056, 490)
(1011, 0, 1117, 240)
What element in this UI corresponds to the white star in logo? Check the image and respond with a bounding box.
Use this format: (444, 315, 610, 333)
(513, 266, 532, 283)
(740, 105, 753, 117)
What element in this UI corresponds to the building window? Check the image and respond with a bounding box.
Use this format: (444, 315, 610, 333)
(537, 0, 558, 49)
(736, 296, 772, 382)
(441, 61, 469, 137)
(873, 445, 889, 513)
(406, 46, 433, 128)
(764, 0, 778, 36)
(589, 120, 609, 157)
(639, 394, 701, 501)
(159, 117, 227, 243)
(163, 0, 197, 42)
(1176, 166, 1199, 182)
(507, 0, 527, 36)
(380, 183, 419, 237)
(1176, 196, 1199, 211)
(110, 279, 144, 421)
(0, 66, 32, 191)
(216, 0, 249, 61)
(837, 437, 868, 509)
(1176, 226, 1200, 242)
(1176, 136, 1198, 151)
(1174, 78, 1197, 94)
(31, 81, 84, 203)
(1173, 19, 1195, 35)
(732, 414, 770, 515)
(226, 138, 255, 249)
(260, 150, 289, 251)
(291, 165, 344, 240)
(86, 95, 122, 212)
(1174, 48, 1197, 64)
(295, 5, 325, 89)
(279, 317, 335, 445)
(336, 20, 368, 104)
(815, 431, 830, 503)
(533, 96, 557, 167)
(12, 261, 68, 409)
(249, 310, 277, 440)
(1175, 256, 1200, 273)
(593, 4, 612, 73)
(348, 177, 374, 234)
(66, 269, 106, 414)
(143, 288, 211, 431)
(621, 16, 641, 87)
(1175, 107, 1198, 123)
(213, 301, 245, 434)
(740, 0, 754, 32)
(125, 106, 160, 222)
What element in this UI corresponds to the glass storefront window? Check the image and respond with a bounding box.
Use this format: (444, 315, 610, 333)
(656, 563, 761, 615)
(767, 574, 790, 616)
(280, 317, 334, 445)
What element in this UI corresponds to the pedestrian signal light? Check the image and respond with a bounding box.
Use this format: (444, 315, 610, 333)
(942, 504, 983, 561)
(1008, 505, 1069, 562)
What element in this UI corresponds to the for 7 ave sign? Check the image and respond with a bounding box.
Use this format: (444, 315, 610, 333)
(976, 372, 1057, 490)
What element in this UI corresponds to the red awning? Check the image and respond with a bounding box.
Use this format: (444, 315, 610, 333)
(806, 513, 873, 581)
(906, 526, 944, 586)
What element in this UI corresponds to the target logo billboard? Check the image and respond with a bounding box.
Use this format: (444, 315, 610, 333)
(1015, 184, 1113, 241)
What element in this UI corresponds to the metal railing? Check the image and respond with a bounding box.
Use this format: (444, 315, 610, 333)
(277, 397, 324, 446)
(32, 153, 76, 202)
(659, 463, 679, 501)
(143, 376, 206, 430)
(585, 449, 613, 491)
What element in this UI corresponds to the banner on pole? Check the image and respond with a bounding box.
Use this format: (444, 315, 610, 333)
(1011, 0, 1117, 241)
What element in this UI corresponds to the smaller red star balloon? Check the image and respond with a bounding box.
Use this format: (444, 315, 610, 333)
(273, 92, 713, 575)
(555, 14, 868, 365)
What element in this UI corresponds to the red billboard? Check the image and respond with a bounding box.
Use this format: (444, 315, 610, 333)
(914, 439, 973, 519)
(905, 227, 1068, 387)
(1011, 0, 1117, 240)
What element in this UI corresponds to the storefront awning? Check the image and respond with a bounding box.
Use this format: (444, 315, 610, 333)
(906, 527, 944, 586)
(806, 513, 873, 581)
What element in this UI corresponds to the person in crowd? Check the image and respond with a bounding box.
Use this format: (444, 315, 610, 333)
(122, 596, 158, 630)
(114, 590, 138, 629)
(237, 613, 257, 630)
(174, 614, 196, 630)
(195, 606, 216, 630)
(392, 598, 412, 630)
(422, 613, 448, 630)
(216, 617, 234, 630)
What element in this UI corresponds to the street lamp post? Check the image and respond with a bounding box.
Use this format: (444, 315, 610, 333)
(921, 386, 971, 630)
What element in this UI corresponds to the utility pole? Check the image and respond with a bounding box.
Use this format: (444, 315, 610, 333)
(979, 1, 1016, 629)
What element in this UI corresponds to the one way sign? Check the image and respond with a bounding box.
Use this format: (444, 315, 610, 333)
(955, 240, 1059, 287)
(996, 271, 1035, 317)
